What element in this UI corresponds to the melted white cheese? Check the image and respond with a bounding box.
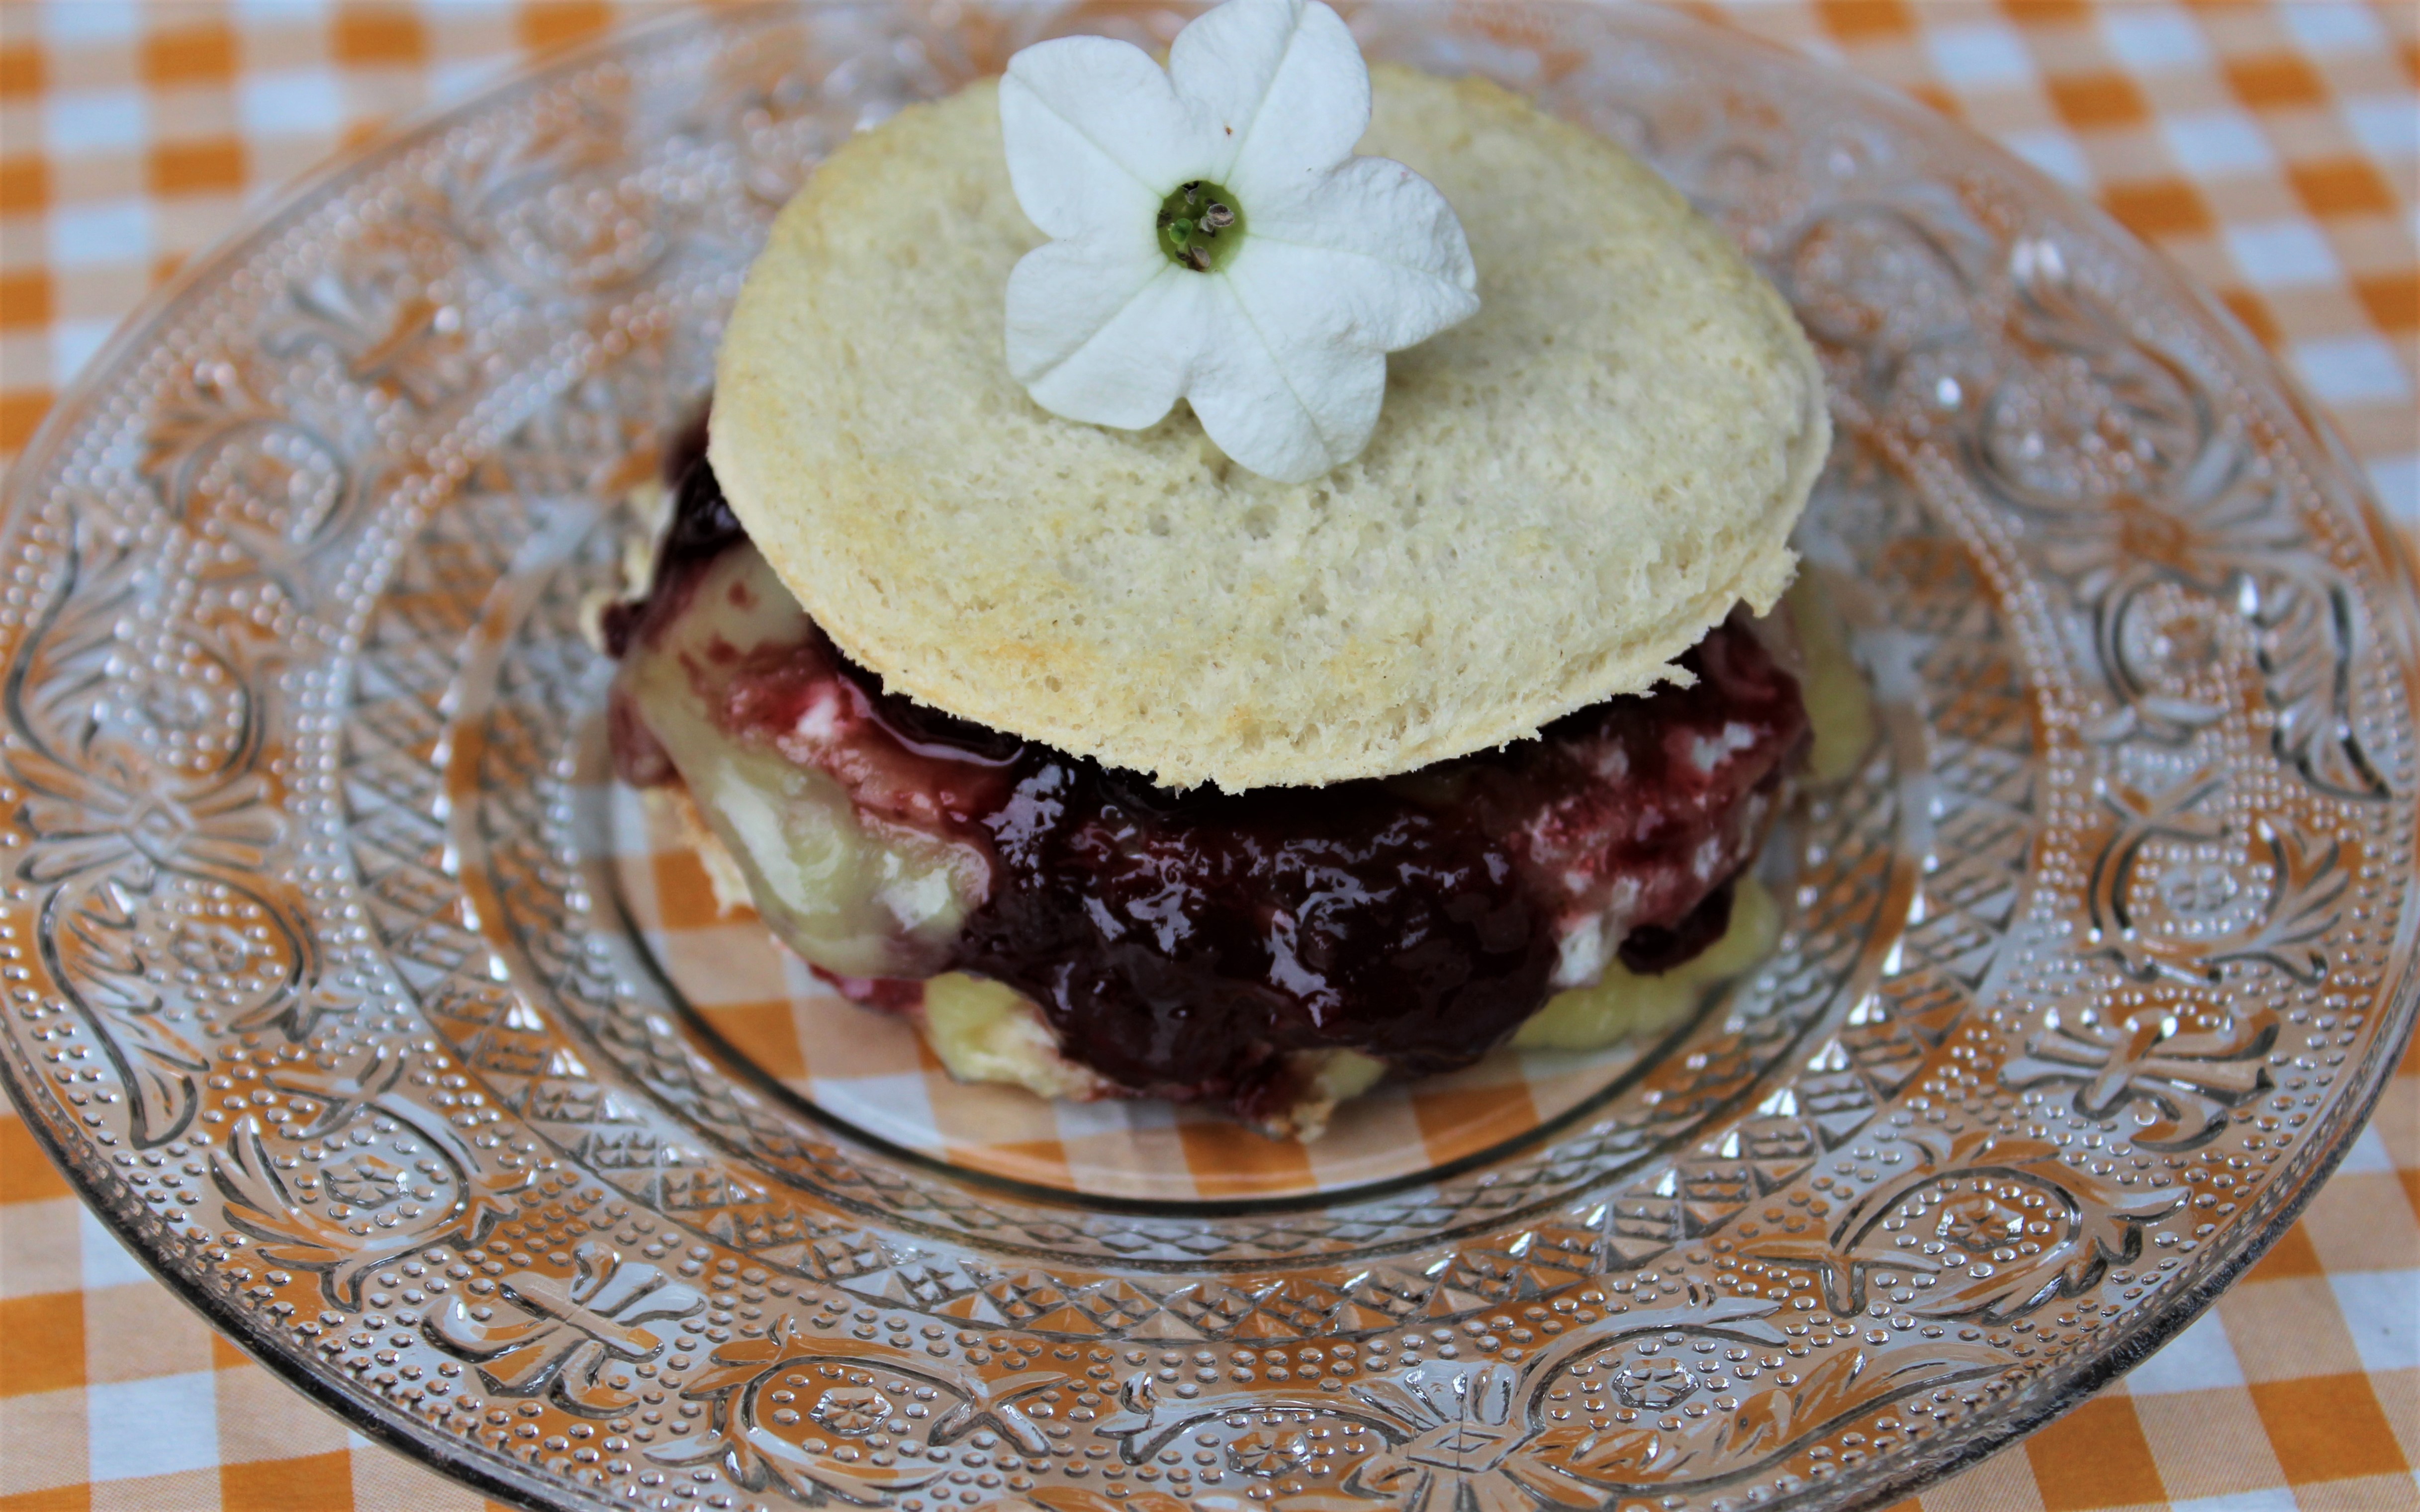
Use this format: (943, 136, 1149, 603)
(621, 548, 980, 979)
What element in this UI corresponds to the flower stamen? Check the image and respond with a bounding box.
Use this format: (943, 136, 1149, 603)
(1157, 180, 1244, 273)
(999, 0, 1479, 480)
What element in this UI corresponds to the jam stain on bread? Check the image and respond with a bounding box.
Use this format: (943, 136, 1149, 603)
(610, 455, 1807, 1126)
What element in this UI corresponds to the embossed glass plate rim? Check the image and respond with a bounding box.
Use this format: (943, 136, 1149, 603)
(1604, 17, 2420, 1506)
(0, 3, 2413, 1511)
(0, 16, 748, 1511)
(1592, 11, 2420, 1507)
(1838, 1008, 2418, 1511)
(0, 1055, 564, 1509)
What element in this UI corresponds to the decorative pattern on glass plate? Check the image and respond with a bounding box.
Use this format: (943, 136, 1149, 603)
(0, 6, 2411, 1512)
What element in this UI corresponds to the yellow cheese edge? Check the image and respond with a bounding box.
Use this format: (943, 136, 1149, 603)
(1511, 877, 1777, 1051)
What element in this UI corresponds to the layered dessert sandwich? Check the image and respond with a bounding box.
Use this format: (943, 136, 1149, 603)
(601, 0, 1833, 1140)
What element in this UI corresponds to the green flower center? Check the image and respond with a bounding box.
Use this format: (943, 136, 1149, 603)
(1157, 180, 1244, 272)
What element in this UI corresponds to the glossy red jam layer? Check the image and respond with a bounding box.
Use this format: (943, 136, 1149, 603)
(609, 450, 1807, 1122)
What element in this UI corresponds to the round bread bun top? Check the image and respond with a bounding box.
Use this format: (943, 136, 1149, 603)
(709, 65, 1830, 793)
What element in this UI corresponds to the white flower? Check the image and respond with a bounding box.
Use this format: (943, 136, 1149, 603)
(999, 0, 1480, 484)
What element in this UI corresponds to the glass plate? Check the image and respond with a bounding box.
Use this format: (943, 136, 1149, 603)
(3, 5, 2412, 1511)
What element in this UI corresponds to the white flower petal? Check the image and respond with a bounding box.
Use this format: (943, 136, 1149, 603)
(1005, 230, 1162, 380)
(1008, 241, 1213, 430)
(1001, 37, 1211, 238)
(1188, 272, 1386, 484)
(1170, 0, 1368, 193)
(998, 0, 1480, 483)
(1244, 155, 1480, 350)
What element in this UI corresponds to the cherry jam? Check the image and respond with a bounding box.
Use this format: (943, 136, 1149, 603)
(612, 445, 1807, 1122)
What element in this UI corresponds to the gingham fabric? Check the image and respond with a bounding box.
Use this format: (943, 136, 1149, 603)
(0, 2, 2412, 1510)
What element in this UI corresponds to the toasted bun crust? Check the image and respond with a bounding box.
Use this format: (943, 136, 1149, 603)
(711, 66, 1829, 791)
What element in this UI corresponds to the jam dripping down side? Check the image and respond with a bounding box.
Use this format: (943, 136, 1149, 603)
(608, 445, 1806, 1121)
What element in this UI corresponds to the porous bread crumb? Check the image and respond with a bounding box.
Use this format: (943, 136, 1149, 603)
(711, 66, 1830, 793)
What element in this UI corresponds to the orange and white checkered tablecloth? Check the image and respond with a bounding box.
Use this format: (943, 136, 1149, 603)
(0, 3, 2413, 1510)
